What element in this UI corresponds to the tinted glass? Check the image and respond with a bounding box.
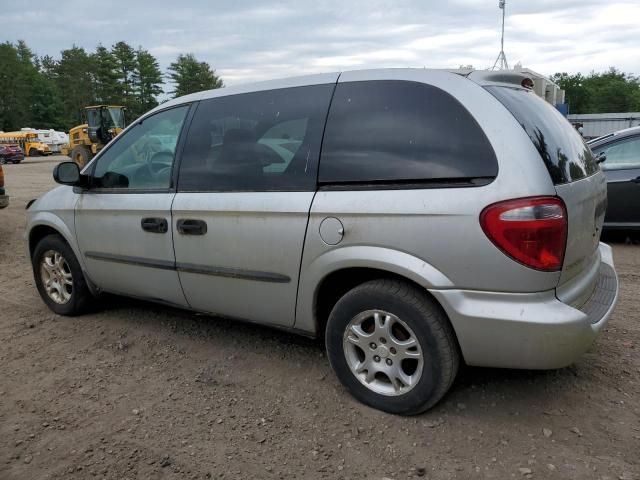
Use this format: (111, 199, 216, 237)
(592, 136, 640, 170)
(178, 84, 334, 192)
(486, 86, 599, 184)
(319, 80, 497, 184)
(93, 106, 189, 189)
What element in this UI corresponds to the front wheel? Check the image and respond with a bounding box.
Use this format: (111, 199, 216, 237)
(32, 234, 93, 315)
(28, 148, 39, 157)
(325, 279, 459, 415)
(70, 146, 91, 167)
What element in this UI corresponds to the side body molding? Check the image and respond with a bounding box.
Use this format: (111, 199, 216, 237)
(294, 245, 454, 335)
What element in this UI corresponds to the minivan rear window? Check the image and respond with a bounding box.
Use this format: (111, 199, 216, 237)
(319, 80, 498, 185)
(486, 86, 598, 185)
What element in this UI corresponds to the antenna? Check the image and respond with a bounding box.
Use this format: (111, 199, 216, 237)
(491, 0, 509, 70)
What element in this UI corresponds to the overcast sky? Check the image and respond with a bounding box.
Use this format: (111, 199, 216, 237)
(3, 0, 640, 85)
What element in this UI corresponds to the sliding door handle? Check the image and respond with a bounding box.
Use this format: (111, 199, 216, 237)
(177, 219, 208, 235)
(141, 217, 168, 233)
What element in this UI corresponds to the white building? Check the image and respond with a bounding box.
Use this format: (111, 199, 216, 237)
(511, 65, 565, 106)
(20, 128, 69, 152)
(447, 65, 565, 106)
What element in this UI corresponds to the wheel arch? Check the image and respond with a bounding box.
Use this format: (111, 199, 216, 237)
(28, 218, 99, 296)
(28, 217, 78, 256)
(29, 224, 64, 258)
(294, 246, 456, 339)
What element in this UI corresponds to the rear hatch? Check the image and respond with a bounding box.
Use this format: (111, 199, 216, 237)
(485, 85, 606, 303)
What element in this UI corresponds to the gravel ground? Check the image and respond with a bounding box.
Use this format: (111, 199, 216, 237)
(1, 156, 639, 480)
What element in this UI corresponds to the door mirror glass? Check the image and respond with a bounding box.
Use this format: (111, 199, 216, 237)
(53, 162, 81, 185)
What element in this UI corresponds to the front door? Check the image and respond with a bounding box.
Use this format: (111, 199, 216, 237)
(172, 82, 336, 326)
(75, 105, 191, 306)
(594, 135, 640, 226)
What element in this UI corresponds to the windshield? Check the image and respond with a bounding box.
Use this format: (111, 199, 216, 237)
(486, 86, 599, 184)
(86, 109, 100, 127)
(106, 107, 125, 129)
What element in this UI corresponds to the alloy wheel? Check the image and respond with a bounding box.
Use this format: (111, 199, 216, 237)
(40, 250, 73, 304)
(343, 309, 424, 396)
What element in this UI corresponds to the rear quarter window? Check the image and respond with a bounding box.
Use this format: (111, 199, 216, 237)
(319, 80, 498, 185)
(486, 86, 599, 184)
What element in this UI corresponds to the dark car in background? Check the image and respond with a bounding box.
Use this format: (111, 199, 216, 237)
(0, 164, 8, 209)
(0, 144, 25, 164)
(588, 127, 640, 230)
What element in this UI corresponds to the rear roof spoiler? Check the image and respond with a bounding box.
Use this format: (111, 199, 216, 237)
(462, 70, 533, 90)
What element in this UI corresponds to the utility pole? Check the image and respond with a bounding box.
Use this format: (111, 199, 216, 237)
(492, 0, 509, 70)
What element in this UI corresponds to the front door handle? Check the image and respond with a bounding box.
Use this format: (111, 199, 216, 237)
(631, 176, 640, 184)
(177, 219, 208, 235)
(141, 217, 168, 233)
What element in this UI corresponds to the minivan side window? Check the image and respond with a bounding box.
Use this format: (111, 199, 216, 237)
(177, 84, 335, 192)
(92, 106, 189, 190)
(319, 80, 498, 184)
(594, 136, 640, 171)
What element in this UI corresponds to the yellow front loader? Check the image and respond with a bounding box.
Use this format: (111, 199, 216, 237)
(61, 105, 126, 166)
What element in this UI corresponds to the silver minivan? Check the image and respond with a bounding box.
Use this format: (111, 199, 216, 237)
(26, 69, 618, 414)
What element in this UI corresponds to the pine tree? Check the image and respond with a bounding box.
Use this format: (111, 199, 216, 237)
(111, 41, 137, 111)
(168, 53, 223, 98)
(54, 46, 94, 127)
(0, 42, 26, 130)
(92, 45, 120, 104)
(132, 48, 163, 117)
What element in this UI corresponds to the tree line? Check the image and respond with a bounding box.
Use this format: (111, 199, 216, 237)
(551, 68, 640, 114)
(0, 40, 223, 132)
(2, 38, 639, 131)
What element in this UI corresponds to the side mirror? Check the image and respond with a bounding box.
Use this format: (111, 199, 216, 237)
(595, 152, 607, 164)
(53, 162, 84, 186)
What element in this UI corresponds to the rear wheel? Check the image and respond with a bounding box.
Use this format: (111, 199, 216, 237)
(325, 279, 459, 415)
(32, 234, 93, 315)
(70, 146, 91, 167)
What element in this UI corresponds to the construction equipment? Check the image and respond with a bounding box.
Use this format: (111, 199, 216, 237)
(61, 105, 126, 166)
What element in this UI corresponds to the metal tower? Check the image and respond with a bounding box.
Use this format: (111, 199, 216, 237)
(491, 0, 509, 70)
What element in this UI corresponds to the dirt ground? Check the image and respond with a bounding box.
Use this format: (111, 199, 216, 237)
(0, 156, 638, 480)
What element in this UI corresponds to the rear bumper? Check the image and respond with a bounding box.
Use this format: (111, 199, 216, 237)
(430, 243, 618, 370)
(1, 155, 23, 163)
(0, 194, 9, 209)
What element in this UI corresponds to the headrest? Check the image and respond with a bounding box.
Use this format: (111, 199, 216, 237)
(223, 129, 255, 144)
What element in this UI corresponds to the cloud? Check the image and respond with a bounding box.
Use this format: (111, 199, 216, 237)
(2, 0, 639, 86)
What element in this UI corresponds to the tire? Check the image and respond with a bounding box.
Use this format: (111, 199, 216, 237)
(32, 234, 93, 316)
(28, 148, 39, 157)
(0, 158, 5, 165)
(70, 146, 91, 167)
(325, 279, 459, 415)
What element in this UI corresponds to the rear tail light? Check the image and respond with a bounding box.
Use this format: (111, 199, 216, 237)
(0, 166, 4, 188)
(480, 196, 567, 271)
